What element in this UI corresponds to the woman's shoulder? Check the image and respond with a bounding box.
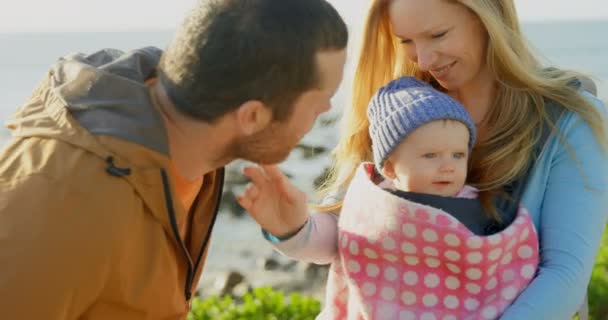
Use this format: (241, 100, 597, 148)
(551, 89, 606, 134)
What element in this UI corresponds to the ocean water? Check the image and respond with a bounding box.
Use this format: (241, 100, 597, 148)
(0, 20, 606, 157)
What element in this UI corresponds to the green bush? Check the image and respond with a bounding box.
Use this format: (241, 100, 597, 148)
(587, 230, 608, 320)
(187, 286, 321, 320)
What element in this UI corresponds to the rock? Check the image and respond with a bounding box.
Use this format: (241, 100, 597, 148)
(313, 166, 331, 189)
(296, 144, 328, 160)
(219, 189, 245, 217)
(213, 270, 245, 296)
(300, 262, 330, 281)
(319, 115, 339, 128)
(281, 260, 299, 272)
(257, 256, 281, 271)
(231, 282, 252, 299)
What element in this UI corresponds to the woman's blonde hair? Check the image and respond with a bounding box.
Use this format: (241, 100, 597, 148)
(317, 0, 607, 217)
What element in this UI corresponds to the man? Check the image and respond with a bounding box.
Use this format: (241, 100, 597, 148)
(0, 0, 347, 318)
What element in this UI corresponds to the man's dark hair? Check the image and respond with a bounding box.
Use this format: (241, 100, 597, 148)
(158, 0, 348, 122)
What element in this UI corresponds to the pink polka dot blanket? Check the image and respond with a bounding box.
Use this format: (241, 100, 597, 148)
(320, 163, 539, 320)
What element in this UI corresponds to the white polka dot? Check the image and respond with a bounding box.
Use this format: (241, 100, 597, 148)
(401, 242, 417, 254)
(423, 229, 439, 242)
(485, 277, 498, 290)
(488, 248, 503, 261)
(445, 250, 461, 261)
(378, 304, 394, 318)
(517, 245, 534, 259)
(442, 315, 457, 320)
(466, 252, 483, 264)
(487, 263, 498, 276)
(423, 294, 438, 307)
(467, 237, 483, 249)
(482, 306, 498, 319)
(446, 263, 461, 274)
(402, 223, 417, 238)
(484, 293, 498, 304)
(403, 271, 419, 286)
(381, 287, 396, 301)
(362, 282, 376, 296)
(466, 268, 482, 280)
(421, 312, 437, 320)
(488, 234, 503, 245)
(423, 246, 439, 256)
(425, 257, 441, 268)
(383, 237, 396, 250)
(501, 252, 513, 265)
(340, 234, 348, 248)
(444, 295, 459, 309)
(364, 248, 378, 259)
(506, 239, 517, 250)
(520, 228, 530, 241)
(384, 267, 398, 281)
(464, 298, 480, 310)
(363, 303, 374, 316)
(404, 256, 420, 266)
(444, 234, 461, 247)
(425, 273, 440, 288)
(466, 283, 481, 295)
(502, 286, 518, 300)
(502, 269, 515, 283)
(349, 241, 359, 255)
(347, 260, 360, 273)
(383, 254, 398, 262)
(399, 310, 416, 320)
(445, 276, 460, 290)
(521, 264, 536, 279)
(366, 263, 380, 277)
(401, 291, 417, 305)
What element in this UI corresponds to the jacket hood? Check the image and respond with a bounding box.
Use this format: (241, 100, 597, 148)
(7, 46, 169, 158)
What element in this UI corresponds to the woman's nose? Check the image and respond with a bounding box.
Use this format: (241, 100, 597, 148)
(411, 44, 437, 72)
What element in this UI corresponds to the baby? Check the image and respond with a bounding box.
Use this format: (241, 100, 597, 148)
(368, 76, 494, 235)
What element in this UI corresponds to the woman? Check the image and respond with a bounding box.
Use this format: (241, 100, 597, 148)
(238, 0, 608, 319)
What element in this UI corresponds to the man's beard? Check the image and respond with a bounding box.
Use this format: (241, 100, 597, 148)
(231, 122, 296, 164)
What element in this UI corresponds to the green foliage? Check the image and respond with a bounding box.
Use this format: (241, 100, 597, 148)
(187, 286, 321, 320)
(587, 230, 608, 320)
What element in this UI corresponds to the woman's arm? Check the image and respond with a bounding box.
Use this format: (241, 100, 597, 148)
(501, 96, 608, 319)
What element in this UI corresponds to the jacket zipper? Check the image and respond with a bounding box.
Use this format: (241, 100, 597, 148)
(160, 168, 224, 302)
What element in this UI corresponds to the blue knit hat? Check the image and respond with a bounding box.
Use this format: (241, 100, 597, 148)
(368, 76, 476, 170)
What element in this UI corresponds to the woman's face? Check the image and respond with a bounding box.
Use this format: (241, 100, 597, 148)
(388, 0, 490, 91)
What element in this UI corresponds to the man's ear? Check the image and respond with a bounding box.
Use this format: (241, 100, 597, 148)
(234, 100, 273, 136)
(382, 159, 397, 180)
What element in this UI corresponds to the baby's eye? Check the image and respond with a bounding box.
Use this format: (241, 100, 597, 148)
(453, 152, 466, 159)
(423, 153, 436, 159)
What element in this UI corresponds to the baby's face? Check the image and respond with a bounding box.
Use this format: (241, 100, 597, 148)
(383, 120, 469, 197)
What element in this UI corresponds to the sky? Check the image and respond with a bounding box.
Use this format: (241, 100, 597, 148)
(0, 0, 607, 33)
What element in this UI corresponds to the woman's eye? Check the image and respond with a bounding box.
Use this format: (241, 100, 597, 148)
(432, 31, 448, 39)
(400, 38, 412, 45)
